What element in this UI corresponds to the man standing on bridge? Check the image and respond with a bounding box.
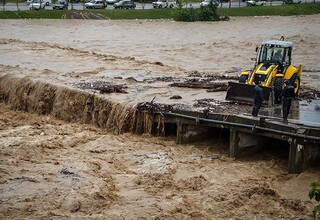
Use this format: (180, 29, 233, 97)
(280, 80, 295, 123)
(252, 81, 264, 117)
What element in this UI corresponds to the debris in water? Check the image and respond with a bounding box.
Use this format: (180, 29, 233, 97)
(170, 79, 228, 91)
(137, 96, 173, 113)
(170, 95, 182, 99)
(74, 81, 128, 94)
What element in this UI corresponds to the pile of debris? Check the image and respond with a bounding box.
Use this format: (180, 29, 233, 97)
(137, 97, 173, 113)
(74, 81, 127, 94)
(169, 78, 229, 92)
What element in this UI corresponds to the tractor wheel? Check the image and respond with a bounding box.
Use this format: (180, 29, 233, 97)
(292, 76, 301, 96)
(239, 75, 248, 83)
(273, 77, 284, 104)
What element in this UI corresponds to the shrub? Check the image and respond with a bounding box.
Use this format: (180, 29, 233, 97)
(173, 1, 220, 22)
(309, 180, 320, 219)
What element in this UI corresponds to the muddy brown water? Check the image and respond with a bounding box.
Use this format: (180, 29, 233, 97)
(0, 16, 320, 219)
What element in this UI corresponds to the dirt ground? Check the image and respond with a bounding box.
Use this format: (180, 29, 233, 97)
(0, 15, 320, 219)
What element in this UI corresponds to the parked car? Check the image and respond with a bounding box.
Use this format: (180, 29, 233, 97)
(113, 0, 135, 9)
(106, 0, 119, 4)
(29, 0, 46, 9)
(283, 0, 301, 4)
(53, 0, 68, 9)
(200, 0, 219, 8)
(27, 0, 51, 5)
(152, 0, 175, 8)
(84, 0, 107, 9)
(246, 0, 266, 6)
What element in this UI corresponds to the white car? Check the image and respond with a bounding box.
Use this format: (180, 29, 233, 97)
(246, 0, 266, 6)
(152, 0, 175, 8)
(29, 0, 46, 9)
(200, 0, 219, 8)
(84, 0, 106, 9)
(28, 0, 51, 5)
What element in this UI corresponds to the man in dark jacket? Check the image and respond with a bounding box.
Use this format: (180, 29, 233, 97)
(252, 81, 264, 117)
(280, 80, 295, 122)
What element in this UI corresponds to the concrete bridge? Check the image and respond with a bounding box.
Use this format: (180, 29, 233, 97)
(147, 110, 320, 174)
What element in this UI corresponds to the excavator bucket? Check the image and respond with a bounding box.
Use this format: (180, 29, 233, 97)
(226, 82, 274, 106)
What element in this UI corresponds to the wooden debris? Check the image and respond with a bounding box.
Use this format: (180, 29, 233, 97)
(137, 97, 173, 113)
(170, 80, 228, 92)
(75, 81, 127, 94)
(170, 95, 182, 99)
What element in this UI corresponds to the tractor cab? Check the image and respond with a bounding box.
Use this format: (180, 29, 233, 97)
(256, 40, 293, 71)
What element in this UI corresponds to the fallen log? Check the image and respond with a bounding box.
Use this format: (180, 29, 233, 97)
(170, 81, 228, 92)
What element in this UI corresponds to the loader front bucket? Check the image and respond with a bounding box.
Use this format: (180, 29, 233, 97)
(225, 82, 274, 106)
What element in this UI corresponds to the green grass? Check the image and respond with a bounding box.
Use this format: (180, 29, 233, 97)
(0, 2, 319, 19)
(0, 10, 66, 19)
(100, 8, 175, 19)
(218, 3, 320, 16)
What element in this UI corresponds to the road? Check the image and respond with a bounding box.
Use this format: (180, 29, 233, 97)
(1, 0, 318, 11)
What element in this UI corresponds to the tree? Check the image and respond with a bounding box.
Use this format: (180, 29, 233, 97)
(309, 180, 320, 220)
(176, 0, 186, 9)
(2, 0, 7, 11)
(16, 0, 19, 11)
(139, 0, 147, 10)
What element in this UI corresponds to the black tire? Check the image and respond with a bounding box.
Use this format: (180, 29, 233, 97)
(273, 77, 284, 104)
(239, 75, 248, 83)
(46, 2, 49, 6)
(291, 76, 301, 96)
(158, 4, 162, 8)
(169, 4, 173, 8)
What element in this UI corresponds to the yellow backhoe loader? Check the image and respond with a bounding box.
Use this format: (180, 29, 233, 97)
(226, 37, 302, 106)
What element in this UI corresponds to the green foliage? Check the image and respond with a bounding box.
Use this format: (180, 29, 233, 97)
(173, 1, 219, 21)
(197, 2, 219, 21)
(309, 180, 320, 219)
(0, 10, 66, 19)
(176, 0, 186, 9)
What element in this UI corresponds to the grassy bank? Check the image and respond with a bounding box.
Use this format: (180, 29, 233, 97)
(0, 2, 319, 19)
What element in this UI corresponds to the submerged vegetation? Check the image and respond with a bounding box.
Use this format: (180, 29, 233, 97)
(0, 2, 319, 19)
